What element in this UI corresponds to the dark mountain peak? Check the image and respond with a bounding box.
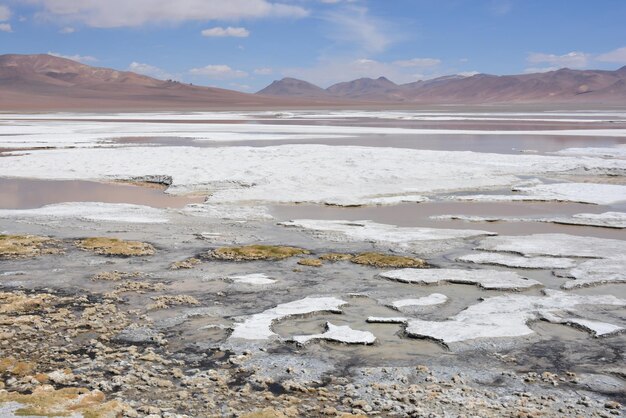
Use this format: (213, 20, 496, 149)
(326, 76, 399, 98)
(256, 77, 328, 97)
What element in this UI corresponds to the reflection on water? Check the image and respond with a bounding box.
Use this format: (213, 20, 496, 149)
(115, 133, 626, 155)
(0, 178, 204, 209)
(271, 201, 625, 240)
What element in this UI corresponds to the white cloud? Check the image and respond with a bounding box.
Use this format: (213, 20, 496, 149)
(393, 58, 441, 68)
(201, 26, 249, 38)
(596, 46, 626, 64)
(489, 0, 513, 16)
(0, 5, 10, 21)
(189, 64, 248, 79)
(324, 6, 392, 53)
(527, 51, 589, 69)
(59, 26, 75, 34)
(29, 0, 308, 28)
(48, 51, 97, 63)
(254, 67, 273, 75)
(229, 82, 252, 91)
(129, 62, 174, 80)
(0, 23, 11, 32)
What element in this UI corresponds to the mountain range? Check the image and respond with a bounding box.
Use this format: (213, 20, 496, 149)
(258, 68, 626, 104)
(1, 53, 625, 111)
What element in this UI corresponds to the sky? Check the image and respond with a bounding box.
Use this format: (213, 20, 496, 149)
(1, 0, 626, 92)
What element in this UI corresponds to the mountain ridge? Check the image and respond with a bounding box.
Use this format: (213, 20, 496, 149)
(1, 54, 625, 110)
(257, 66, 626, 104)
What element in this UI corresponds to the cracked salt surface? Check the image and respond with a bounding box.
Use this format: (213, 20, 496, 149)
(379, 268, 542, 290)
(371, 290, 625, 347)
(229, 297, 347, 340)
(292, 322, 376, 345)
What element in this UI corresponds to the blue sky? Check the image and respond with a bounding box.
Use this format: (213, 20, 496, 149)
(1, 0, 625, 91)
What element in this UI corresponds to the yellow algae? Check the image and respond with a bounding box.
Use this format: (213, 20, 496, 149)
(0, 357, 35, 377)
(0, 234, 62, 259)
(169, 257, 201, 270)
(91, 271, 142, 281)
(211, 245, 309, 261)
(0, 292, 55, 314)
(75, 237, 155, 256)
(240, 408, 288, 418)
(148, 295, 200, 310)
(297, 258, 323, 267)
(318, 253, 354, 262)
(0, 385, 125, 418)
(351, 252, 427, 268)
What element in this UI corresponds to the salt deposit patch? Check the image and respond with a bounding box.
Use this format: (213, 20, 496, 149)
(391, 294, 448, 309)
(1, 145, 623, 205)
(229, 297, 346, 340)
(227, 273, 277, 285)
(558, 258, 626, 289)
(555, 145, 626, 159)
(182, 204, 273, 220)
(280, 219, 494, 252)
(476, 233, 626, 259)
(0, 202, 168, 224)
(292, 322, 376, 345)
(457, 252, 577, 269)
(404, 290, 625, 346)
(456, 183, 626, 205)
(540, 312, 623, 337)
(380, 268, 541, 290)
(324, 194, 429, 207)
(435, 212, 626, 229)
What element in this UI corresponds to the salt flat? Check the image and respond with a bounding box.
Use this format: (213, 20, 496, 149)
(0, 109, 625, 417)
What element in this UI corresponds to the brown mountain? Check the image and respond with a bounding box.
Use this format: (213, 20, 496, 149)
(258, 67, 626, 104)
(326, 77, 402, 100)
(256, 77, 333, 98)
(0, 53, 301, 110)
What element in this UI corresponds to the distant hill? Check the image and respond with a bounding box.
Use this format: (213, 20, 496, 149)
(257, 67, 626, 104)
(0, 54, 299, 110)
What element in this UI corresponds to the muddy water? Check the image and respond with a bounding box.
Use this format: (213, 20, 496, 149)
(0, 177, 204, 209)
(115, 132, 626, 155)
(271, 201, 626, 239)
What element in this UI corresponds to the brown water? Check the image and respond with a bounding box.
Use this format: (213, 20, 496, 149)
(271, 201, 625, 239)
(0, 177, 204, 209)
(115, 133, 626, 155)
